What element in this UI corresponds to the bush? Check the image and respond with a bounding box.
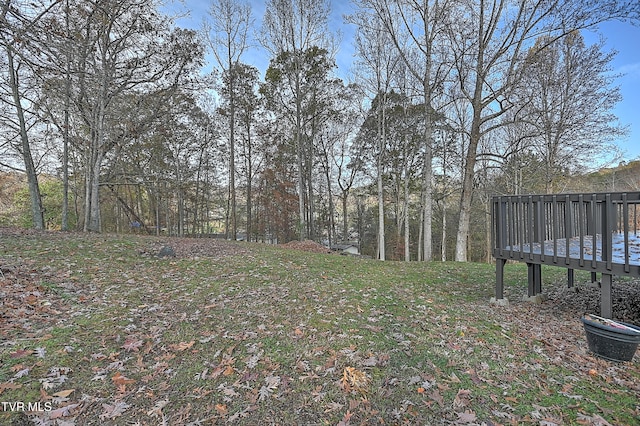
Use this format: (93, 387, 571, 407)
(13, 178, 77, 230)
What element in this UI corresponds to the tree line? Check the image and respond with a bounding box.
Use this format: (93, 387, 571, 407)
(1, 0, 637, 262)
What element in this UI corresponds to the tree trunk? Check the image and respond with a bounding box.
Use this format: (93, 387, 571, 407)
(377, 93, 386, 261)
(342, 191, 349, 242)
(485, 196, 492, 263)
(6, 46, 44, 230)
(246, 125, 253, 242)
(61, 0, 71, 231)
(403, 164, 410, 262)
(417, 205, 423, 262)
(421, 98, 433, 262)
(441, 198, 447, 262)
(323, 159, 335, 247)
(86, 149, 104, 232)
(455, 106, 482, 261)
(377, 160, 385, 260)
(229, 82, 237, 240)
(307, 152, 315, 240)
(295, 55, 306, 241)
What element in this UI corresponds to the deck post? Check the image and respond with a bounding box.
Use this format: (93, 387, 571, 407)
(567, 269, 574, 288)
(527, 263, 542, 296)
(534, 264, 542, 295)
(601, 273, 613, 319)
(496, 258, 506, 299)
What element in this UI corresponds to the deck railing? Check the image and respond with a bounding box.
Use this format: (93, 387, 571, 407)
(491, 192, 640, 318)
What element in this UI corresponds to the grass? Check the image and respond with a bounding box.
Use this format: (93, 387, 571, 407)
(1, 229, 639, 425)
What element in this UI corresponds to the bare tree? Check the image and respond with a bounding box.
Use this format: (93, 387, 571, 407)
(350, 10, 400, 260)
(332, 85, 366, 244)
(0, 0, 53, 229)
(69, 0, 202, 232)
(260, 0, 334, 240)
(519, 32, 626, 192)
(204, 0, 252, 240)
(223, 63, 261, 241)
(449, 0, 639, 261)
(355, 0, 454, 261)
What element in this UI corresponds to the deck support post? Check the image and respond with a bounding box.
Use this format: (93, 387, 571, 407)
(601, 273, 613, 319)
(567, 269, 574, 288)
(496, 258, 506, 300)
(527, 263, 542, 296)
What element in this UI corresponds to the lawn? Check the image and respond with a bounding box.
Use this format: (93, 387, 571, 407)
(1, 228, 638, 425)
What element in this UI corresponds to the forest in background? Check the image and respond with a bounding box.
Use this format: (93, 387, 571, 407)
(2, 160, 640, 262)
(2, 0, 639, 262)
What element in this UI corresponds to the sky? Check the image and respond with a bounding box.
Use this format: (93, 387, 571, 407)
(584, 21, 640, 162)
(171, 1, 640, 163)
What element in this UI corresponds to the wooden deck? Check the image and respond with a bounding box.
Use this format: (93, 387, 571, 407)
(492, 192, 640, 318)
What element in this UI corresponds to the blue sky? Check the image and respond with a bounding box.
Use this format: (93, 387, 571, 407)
(585, 21, 640, 162)
(172, 1, 640, 162)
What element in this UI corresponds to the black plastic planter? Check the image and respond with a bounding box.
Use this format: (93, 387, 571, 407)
(582, 316, 640, 362)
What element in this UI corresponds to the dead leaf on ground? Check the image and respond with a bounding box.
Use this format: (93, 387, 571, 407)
(99, 401, 130, 419)
(111, 371, 135, 386)
(122, 337, 144, 352)
(0, 382, 22, 394)
(215, 403, 228, 415)
(455, 410, 477, 424)
(340, 367, 370, 394)
(147, 399, 169, 417)
(170, 340, 195, 351)
(48, 403, 79, 420)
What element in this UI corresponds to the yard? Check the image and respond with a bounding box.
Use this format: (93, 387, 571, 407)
(1, 228, 638, 425)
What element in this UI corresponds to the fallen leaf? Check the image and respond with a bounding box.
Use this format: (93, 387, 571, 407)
(324, 401, 343, 412)
(0, 382, 22, 394)
(258, 375, 281, 401)
(455, 410, 477, 424)
(215, 403, 228, 415)
(10, 349, 34, 359)
(222, 365, 235, 376)
(48, 403, 79, 419)
(122, 338, 144, 352)
(51, 389, 75, 398)
(340, 367, 369, 394)
(171, 340, 195, 351)
(147, 399, 169, 417)
(111, 372, 135, 386)
(454, 389, 472, 409)
(99, 401, 130, 419)
(448, 372, 461, 383)
(429, 389, 444, 407)
(336, 410, 353, 426)
(13, 367, 30, 378)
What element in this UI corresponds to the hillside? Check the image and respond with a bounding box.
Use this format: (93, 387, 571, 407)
(584, 160, 640, 192)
